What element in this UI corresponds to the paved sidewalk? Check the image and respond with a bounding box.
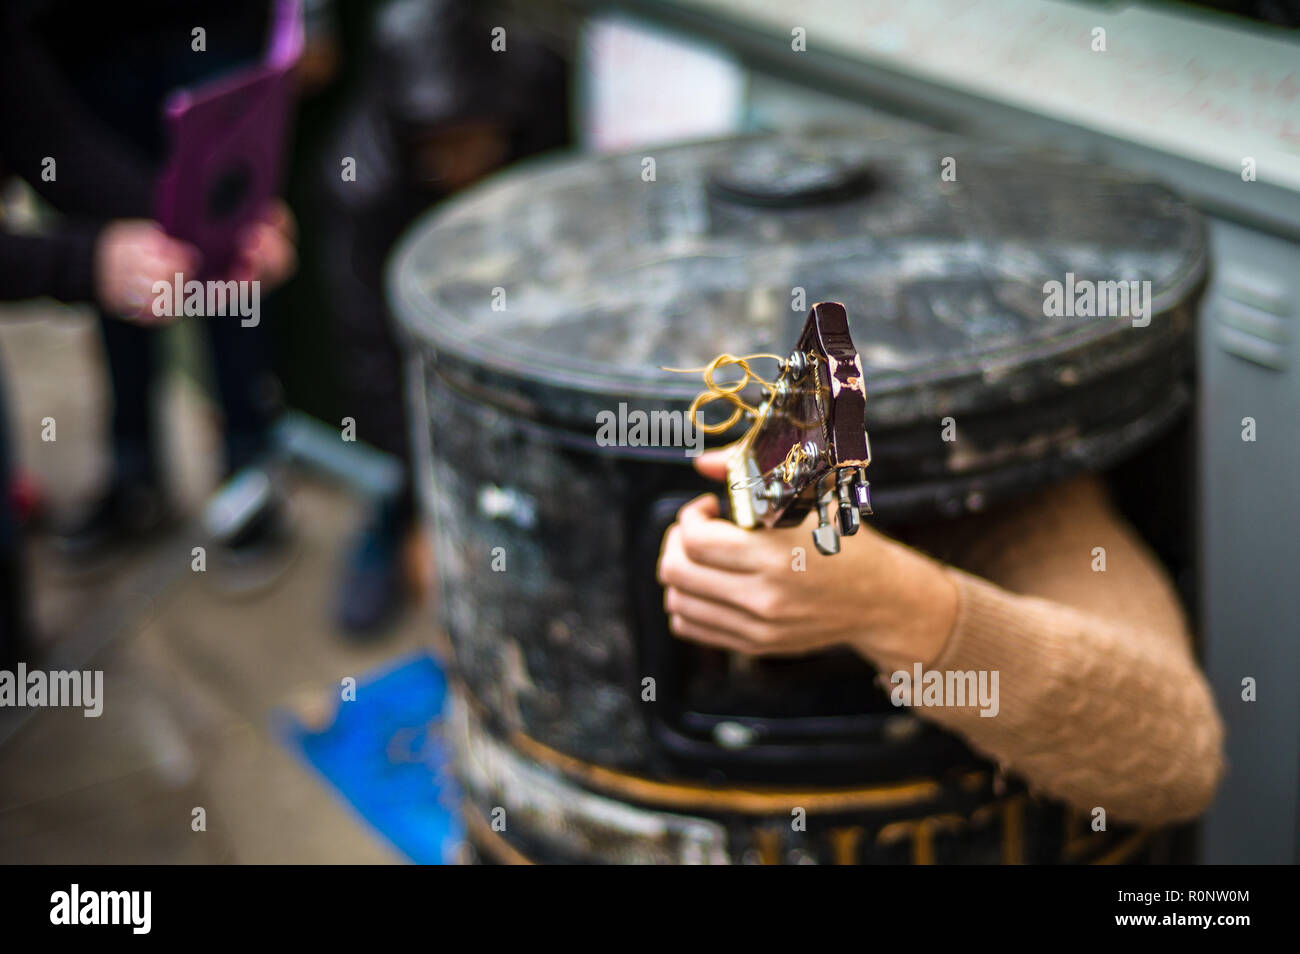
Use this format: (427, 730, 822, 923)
(0, 302, 429, 863)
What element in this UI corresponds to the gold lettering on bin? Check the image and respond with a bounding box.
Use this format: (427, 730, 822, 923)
(829, 826, 865, 865)
(754, 827, 783, 865)
(877, 813, 967, 865)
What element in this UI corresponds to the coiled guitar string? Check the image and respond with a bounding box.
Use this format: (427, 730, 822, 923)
(662, 352, 826, 493)
(660, 353, 784, 434)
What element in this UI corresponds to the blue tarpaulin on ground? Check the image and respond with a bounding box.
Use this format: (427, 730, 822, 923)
(275, 652, 462, 864)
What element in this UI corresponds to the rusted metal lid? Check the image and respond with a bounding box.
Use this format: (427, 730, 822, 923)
(390, 128, 1206, 517)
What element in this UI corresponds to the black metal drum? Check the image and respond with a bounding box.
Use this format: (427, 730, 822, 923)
(390, 127, 1205, 864)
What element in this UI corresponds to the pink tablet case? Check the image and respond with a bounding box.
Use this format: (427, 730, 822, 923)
(154, 0, 304, 278)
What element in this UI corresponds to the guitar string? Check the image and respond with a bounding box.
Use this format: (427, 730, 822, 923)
(663, 353, 829, 492)
(660, 353, 785, 434)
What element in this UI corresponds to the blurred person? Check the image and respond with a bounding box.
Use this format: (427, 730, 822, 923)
(658, 451, 1225, 826)
(315, 0, 570, 635)
(0, 0, 298, 584)
(1, 160, 291, 676)
(0, 213, 194, 667)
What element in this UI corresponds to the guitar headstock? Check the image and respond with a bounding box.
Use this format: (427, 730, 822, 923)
(726, 301, 872, 555)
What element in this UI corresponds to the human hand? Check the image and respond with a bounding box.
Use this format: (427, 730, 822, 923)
(227, 200, 297, 290)
(656, 450, 960, 667)
(93, 220, 199, 324)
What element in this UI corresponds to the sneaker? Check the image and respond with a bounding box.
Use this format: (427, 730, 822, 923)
(335, 501, 408, 637)
(203, 466, 296, 598)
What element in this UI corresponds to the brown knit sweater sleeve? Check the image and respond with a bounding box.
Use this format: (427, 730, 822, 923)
(896, 475, 1224, 826)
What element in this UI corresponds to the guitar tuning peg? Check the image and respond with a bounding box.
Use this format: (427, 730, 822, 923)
(812, 523, 841, 556)
(837, 503, 860, 536)
(813, 495, 841, 555)
(855, 473, 873, 517)
(836, 469, 861, 536)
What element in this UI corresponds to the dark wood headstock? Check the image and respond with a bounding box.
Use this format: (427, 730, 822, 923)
(726, 302, 872, 555)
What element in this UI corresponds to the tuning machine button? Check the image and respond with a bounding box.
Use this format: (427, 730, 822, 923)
(836, 469, 861, 536)
(813, 493, 841, 555)
(855, 470, 873, 517)
(812, 522, 841, 556)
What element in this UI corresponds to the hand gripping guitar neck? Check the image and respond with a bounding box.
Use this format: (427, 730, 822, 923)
(673, 301, 873, 555)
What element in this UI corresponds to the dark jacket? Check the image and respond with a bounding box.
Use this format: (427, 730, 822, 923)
(0, 0, 268, 302)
